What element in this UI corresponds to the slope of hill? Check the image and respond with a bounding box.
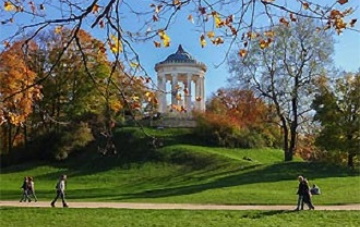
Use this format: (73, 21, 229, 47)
(0, 127, 359, 205)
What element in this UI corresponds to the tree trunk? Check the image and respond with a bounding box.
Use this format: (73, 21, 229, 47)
(347, 152, 354, 168)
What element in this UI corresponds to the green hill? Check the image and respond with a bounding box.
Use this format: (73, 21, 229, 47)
(0, 127, 359, 205)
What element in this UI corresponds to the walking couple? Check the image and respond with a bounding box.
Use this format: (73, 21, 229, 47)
(20, 176, 38, 202)
(296, 175, 315, 210)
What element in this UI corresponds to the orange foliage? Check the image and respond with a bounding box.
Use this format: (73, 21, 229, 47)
(0, 41, 42, 126)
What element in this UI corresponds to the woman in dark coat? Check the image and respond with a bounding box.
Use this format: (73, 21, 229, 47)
(299, 178, 315, 210)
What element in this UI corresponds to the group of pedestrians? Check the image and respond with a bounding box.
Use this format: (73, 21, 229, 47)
(19, 176, 37, 202)
(19, 174, 68, 208)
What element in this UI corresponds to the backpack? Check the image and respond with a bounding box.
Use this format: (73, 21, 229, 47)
(310, 185, 321, 195)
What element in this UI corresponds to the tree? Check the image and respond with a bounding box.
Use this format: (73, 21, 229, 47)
(197, 88, 281, 148)
(227, 18, 334, 161)
(0, 41, 42, 153)
(0, 0, 357, 105)
(312, 72, 360, 167)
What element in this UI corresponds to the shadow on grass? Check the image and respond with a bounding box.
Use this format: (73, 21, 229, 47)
(118, 161, 358, 200)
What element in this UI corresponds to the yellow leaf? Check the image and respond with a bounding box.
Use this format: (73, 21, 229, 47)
(207, 31, 215, 38)
(200, 34, 206, 48)
(337, 0, 348, 5)
(4, 1, 15, 11)
(54, 26, 63, 34)
(264, 30, 275, 37)
(109, 35, 123, 53)
(259, 39, 270, 49)
(212, 12, 223, 28)
(158, 30, 171, 47)
(130, 62, 139, 68)
(132, 96, 140, 102)
(238, 49, 247, 57)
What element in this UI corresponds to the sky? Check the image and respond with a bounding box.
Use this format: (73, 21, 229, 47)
(1, 0, 359, 99)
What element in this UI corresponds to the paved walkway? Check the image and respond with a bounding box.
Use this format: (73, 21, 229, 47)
(1, 201, 359, 211)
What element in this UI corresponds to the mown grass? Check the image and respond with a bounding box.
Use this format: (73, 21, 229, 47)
(1, 207, 360, 227)
(1, 127, 359, 205)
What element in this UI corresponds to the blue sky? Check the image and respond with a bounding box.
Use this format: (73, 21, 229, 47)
(1, 0, 359, 99)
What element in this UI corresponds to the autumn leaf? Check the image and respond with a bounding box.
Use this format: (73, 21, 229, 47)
(259, 39, 272, 49)
(207, 31, 215, 38)
(187, 14, 194, 23)
(290, 13, 297, 22)
(199, 7, 206, 14)
(183, 88, 189, 94)
(264, 30, 275, 37)
(130, 62, 139, 68)
(338, 0, 348, 5)
(173, 0, 181, 6)
(132, 95, 140, 102)
(99, 20, 105, 28)
(154, 41, 161, 48)
(238, 49, 247, 57)
(200, 34, 206, 48)
(54, 26, 63, 34)
(211, 37, 224, 45)
(212, 12, 223, 28)
(302, 3, 310, 10)
(195, 97, 202, 101)
(109, 100, 123, 112)
(279, 17, 289, 26)
(350, 19, 357, 27)
(109, 35, 123, 53)
(158, 30, 170, 47)
(92, 4, 100, 13)
(229, 26, 237, 35)
(247, 31, 259, 39)
(4, 1, 16, 11)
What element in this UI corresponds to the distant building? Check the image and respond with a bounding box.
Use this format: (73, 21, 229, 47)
(155, 45, 207, 113)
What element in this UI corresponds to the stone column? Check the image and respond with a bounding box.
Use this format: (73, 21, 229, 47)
(157, 74, 167, 113)
(200, 75, 205, 111)
(194, 77, 200, 111)
(186, 75, 192, 111)
(171, 74, 178, 107)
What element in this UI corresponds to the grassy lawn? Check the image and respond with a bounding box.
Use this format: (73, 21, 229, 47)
(1, 147, 359, 205)
(1, 127, 359, 205)
(1, 207, 360, 227)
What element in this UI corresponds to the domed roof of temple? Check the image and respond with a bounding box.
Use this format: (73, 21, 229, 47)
(155, 45, 206, 71)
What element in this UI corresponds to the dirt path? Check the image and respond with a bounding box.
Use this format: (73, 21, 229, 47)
(1, 201, 359, 211)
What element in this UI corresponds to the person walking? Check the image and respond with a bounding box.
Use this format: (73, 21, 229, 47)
(27, 176, 38, 202)
(295, 175, 305, 210)
(302, 178, 315, 210)
(296, 175, 315, 210)
(51, 175, 69, 208)
(19, 176, 31, 202)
